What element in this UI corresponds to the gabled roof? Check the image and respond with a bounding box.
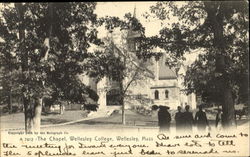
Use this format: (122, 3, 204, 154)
(158, 55, 178, 80)
(112, 43, 155, 79)
(159, 64, 177, 80)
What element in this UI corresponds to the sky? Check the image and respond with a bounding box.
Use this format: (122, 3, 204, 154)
(95, 2, 200, 65)
(95, 2, 162, 37)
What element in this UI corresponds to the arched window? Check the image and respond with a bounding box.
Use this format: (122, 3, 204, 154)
(165, 90, 169, 99)
(154, 90, 159, 100)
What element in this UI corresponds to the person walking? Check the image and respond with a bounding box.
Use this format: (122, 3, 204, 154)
(158, 106, 171, 132)
(175, 106, 183, 132)
(182, 105, 194, 133)
(195, 105, 209, 132)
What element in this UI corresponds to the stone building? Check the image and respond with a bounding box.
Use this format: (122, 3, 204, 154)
(80, 8, 196, 111)
(148, 53, 196, 109)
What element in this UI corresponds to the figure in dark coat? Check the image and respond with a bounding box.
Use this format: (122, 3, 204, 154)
(182, 105, 194, 133)
(195, 105, 209, 132)
(158, 106, 171, 132)
(175, 106, 183, 132)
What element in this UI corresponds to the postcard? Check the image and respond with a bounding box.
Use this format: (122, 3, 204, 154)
(0, 2, 249, 157)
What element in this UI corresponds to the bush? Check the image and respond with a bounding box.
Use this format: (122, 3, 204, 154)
(84, 104, 99, 111)
(12, 106, 19, 113)
(2, 106, 9, 113)
(130, 104, 152, 116)
(2, 105, 23, 113)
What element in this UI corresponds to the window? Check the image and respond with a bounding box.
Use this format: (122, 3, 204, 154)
(165, 90, 169, 99)
(154, 90, 159, 100)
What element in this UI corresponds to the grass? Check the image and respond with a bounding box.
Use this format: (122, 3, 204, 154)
(79, 110, 158, 126)
(1, 106, 248, 130)
(0, 110, 89, 129)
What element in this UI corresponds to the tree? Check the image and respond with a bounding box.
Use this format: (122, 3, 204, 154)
(143, 1, 249, 128)
(184, 51, 248, 105)
(0, 3, 101, 132)
(0, 41, 18, 113)
(86, 13, 152, 124)
(86, 34, 152, 124)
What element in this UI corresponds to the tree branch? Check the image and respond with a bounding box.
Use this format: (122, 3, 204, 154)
(123, 66, 140, 95)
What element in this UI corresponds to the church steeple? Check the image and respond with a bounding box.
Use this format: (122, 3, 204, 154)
(127, 5, 141, 52)
(133, 5, 136, 18)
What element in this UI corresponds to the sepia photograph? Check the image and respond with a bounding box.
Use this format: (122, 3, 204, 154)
(0, 1, 249, 157)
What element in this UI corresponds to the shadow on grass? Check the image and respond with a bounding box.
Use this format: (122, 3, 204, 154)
(41, 118, 69, 124)
(79, 120, 121, 125)
(42, 112, 61, 116)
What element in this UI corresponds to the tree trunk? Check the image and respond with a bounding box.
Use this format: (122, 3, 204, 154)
(33, 98, 42, 132)
(205, 2, 236, 129)
(33, 3, 54, 130)
(24, 98, 32, 132)
(222, 86, 236, 128)
(121, 95, 125, 125)
(23, 98, 42, 132)
(7, 60, 12, 114)
(7, 88, 12, 114)
(119, 78, 126, 125)
(15, 3, 31, 133)
(32, 3, 54, 131)
(16, 3, 54, 132)
(60, 104, 64, 114)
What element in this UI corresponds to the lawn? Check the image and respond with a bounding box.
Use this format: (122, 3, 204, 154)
(80, 110, 158, 127)
(0, 110, 89, 130)
(1, 107, 248, 131)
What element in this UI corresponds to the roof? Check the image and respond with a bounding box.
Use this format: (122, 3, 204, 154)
(158, 57, 177, 80)
(112, 43, 155, 79)
(159, 65, 177, 80)
(150, 86, 179, 89)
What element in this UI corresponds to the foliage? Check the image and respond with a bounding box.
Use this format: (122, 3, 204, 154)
(86, 14, 152, 95)
(0, 3, 101, 105)
(144, 1, 249, 104)
(185, 48, 248, 104)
